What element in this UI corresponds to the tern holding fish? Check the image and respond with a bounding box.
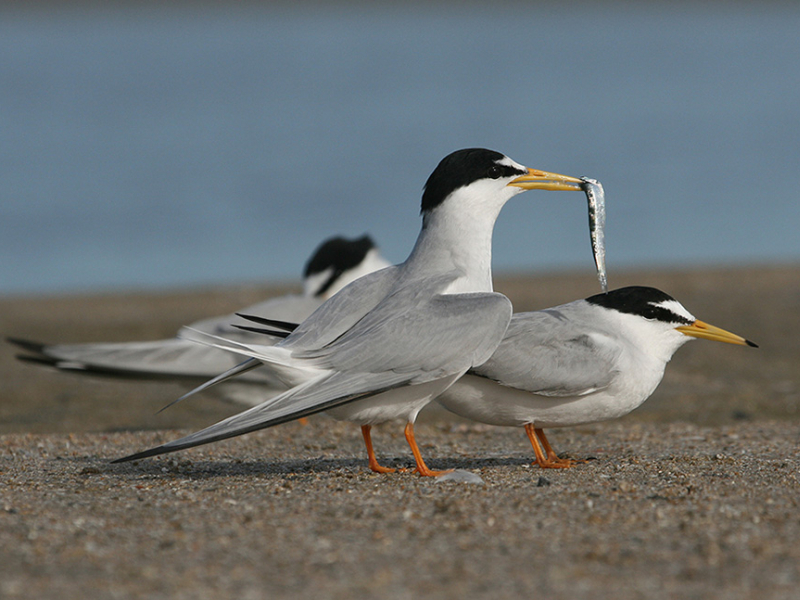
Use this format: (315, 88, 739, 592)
(161, 175, 608, 414)
(113, 148, 588, 475)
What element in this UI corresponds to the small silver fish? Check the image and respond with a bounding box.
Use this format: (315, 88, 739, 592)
(581, 177, 607, 293)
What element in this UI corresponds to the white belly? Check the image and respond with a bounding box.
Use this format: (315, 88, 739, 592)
(437, 373, 657, 429)
(326, 373, 462, 425)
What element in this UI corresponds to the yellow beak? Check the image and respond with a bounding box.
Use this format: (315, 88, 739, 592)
(507, 168, 584, 192)
(675, 319, 757, 347)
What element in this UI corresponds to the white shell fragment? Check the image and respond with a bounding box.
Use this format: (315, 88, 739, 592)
(434, 469, 485, 484)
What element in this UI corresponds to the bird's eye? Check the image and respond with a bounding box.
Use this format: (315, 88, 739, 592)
(487, 165, 502, 179)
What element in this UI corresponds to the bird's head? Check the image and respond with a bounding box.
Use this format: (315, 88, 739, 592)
(420, 148, 583, 218)
(586, 286, 757, 360)
(303, 235, 390, 298)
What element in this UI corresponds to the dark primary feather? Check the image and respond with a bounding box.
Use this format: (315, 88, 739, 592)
(233, 325, 290, 338)
(7, 336, 205, 381)
(292, 276, 512, 377)
(114, 280, 513, 462)
(6, 337, 48, 355)
(7, 336, 62, 369)
(14, 352, 60, 368)
(276, 266, 399, 351)
(112, 371, 416, 463)
(235, 313, 299, 332)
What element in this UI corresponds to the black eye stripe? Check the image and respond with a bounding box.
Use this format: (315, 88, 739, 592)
(639, 304, 693, 325)
(489, 163, 524, 180)
(586, 286, 693, 325)
(420, 148, 526, 213)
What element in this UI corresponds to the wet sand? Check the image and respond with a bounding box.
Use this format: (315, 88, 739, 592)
(1, 266, 799, 599)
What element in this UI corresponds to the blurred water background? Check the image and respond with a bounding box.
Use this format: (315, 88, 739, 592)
(2, 2, 798, 296)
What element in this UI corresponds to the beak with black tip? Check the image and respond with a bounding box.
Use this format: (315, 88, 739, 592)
(676, 319, 758, 347)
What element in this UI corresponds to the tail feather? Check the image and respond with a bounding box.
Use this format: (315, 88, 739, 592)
(156, 358, 263, 414)
(178, 326, 320, 388)
(111, 370, 412, 463)
(178, 326, 293, 364)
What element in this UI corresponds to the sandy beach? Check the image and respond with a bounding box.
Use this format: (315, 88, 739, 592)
(1, 265, 799, 599)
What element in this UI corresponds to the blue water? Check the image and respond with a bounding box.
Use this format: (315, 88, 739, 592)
(2, 3, 799, 295)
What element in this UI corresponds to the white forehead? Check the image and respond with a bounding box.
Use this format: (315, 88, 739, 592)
(653, 299, 696, 323)
(497, 155, 527, 172)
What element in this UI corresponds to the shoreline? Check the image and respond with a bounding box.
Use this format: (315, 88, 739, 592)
(2, 264, 797, 434)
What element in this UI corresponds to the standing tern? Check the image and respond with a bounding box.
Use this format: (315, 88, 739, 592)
(8, 235, 390, 406)
(435, 286, 757, 468)
(113, 148, 586, 475)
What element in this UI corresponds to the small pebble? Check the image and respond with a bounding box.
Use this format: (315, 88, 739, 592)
(435, 469, 484, 484)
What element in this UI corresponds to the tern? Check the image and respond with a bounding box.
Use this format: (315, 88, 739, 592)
(435, 286, 757, 468)
(113, 148, 585, 475)
(8, 235, 390, 406)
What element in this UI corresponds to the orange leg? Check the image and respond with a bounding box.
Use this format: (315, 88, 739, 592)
(535, 427, 582, 467)
(361, 425, 397, 474)
(524, 424, 575, 469)
(404, 422, 453, 477)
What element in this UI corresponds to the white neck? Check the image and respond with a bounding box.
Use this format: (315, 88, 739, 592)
(404, 182, 522, 294)
(608, 308, 693, 364)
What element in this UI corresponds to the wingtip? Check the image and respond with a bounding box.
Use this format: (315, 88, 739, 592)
(110, 453, 137, 464)
(232, 324, 291, 338)
(6, 336, 48, 355)
(14, 352, 62, 369)
(235, 313, 299, 332)
(110, 445, 173, 464)
(155, 382, 204, 415)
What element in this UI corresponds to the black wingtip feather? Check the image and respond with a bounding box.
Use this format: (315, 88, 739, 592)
(232, 324, 291, 338)
(235, 314, 299, 332)
(15, 353, 60, 367)
(111, 442, 200, 463)
(6, 337, 48, 355)
(111, 380, 410, 464)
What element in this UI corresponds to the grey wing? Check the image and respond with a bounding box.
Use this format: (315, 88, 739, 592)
(471, 308, 621, 397)
(279, 266, 399, 350)
(8, 294, 321, 381)
(9, 337, 246, 380)
(302, 289, 513, 381)
(113, 290, 513, 462)
(112, 369, 416, 462)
